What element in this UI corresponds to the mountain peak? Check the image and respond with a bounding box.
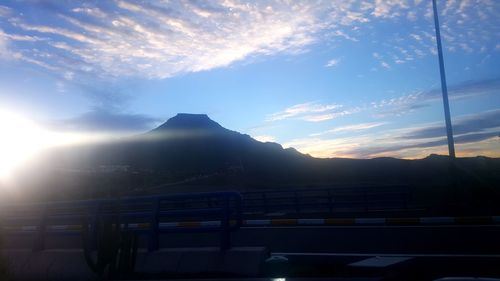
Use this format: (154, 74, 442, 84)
(153, 113, 224, 131)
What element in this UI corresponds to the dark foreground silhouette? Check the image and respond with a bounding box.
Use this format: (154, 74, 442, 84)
(5, 113, 500, 214)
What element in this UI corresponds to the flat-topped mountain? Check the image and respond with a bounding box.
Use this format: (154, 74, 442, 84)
(152, 113, 225, 132)
(14, 113, 500, 211)
(49, 113, 309, 182)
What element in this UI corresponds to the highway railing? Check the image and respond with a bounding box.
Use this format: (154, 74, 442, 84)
(241, 185, 413, 215)
(0, 185, 416, 252)
(0, 191, 243, 252)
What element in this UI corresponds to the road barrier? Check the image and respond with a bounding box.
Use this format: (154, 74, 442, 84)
(3, 216, 499, 234)
(0, 191, 243, 252)
(242, 185, 414, 215)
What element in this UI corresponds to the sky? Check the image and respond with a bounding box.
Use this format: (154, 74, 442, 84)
(0, 0, 499, 160)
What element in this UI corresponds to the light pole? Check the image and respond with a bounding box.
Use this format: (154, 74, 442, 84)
(432, 0, 456, 158)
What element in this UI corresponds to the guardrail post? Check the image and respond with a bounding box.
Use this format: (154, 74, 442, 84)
(262, 193, 268, 214)
(363, 187, 368, 212)
(89, 201, 102, 251)
(403, 185, 409, 210)
(220, 195, 231, 251)
(294, 191, 300, 213)
(235, 193, 243, 228)
(327, 189, 333, 213)
(33, 204, 48, 252)
(148, 198, 160, 252)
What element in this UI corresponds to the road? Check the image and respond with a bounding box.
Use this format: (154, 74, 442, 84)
(3, 225, 500, 256)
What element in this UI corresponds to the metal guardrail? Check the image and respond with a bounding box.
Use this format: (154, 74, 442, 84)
(0, 191, 243, 252)
(0, 185, 415, 252)
(241, 185, 413, 215)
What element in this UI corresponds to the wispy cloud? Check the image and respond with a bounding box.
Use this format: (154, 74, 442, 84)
(285, 110, 500, 159)
(310, 122, 386, 136)
(351, 131, 499, 158)
(253, 135, 276, 143)
(2, 1, 322, 80)
(399, 109, 500, 140)
(325, 58, 341, 68)
(371, 78, 500, 117)
(48, 108, 162, 133)
(266, 101, 354, 122)
(1, 0, 497, 82)
(0, 5, 12, 18)
(269, 78, 500, 123)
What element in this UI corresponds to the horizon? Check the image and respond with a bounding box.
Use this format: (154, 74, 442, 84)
(140, 112, 498, 160)
(0, 0, 499, 179)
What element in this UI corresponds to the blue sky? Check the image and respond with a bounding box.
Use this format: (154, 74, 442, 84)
(0, 0, 499, 159)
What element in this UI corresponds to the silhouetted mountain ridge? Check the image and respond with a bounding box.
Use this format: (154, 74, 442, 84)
(152, 113, 225, 132)
(62, 113, 309, 180)
(30, 113, 499, 202)
(4, 113, 498, 217)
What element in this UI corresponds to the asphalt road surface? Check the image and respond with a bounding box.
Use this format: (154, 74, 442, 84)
(3, 225, 500, 255)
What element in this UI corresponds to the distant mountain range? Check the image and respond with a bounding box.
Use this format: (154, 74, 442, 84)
(11, 113, 500, 210)
(53, 113, 309, 178)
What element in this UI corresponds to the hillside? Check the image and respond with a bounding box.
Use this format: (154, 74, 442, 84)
(5, 113, 500, 213)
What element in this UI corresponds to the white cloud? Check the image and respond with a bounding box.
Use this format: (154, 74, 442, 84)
(407, 11, 417, 21)
(0, 30, 9, 58)
(253, 135, 276, 142)
(310, 122, 387, 136)
(283, 136, 365, 158)
(4, 1, 325, 79)
(302, 113, 340, 122)
(284, 110, 500, 159)
(380, 61, 390, 69)
(267, 102, 346, 122)
(371, 0, 409, 18)
(268, 79, 499, 126)
(410, 33, 422, 41)
(325, 58, 341, 68)
(72, 7, 107, 18)
(0, 5, 12, 18)
(0, 0, 498, 81)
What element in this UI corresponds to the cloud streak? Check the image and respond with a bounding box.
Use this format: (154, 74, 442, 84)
(371, 78, 500, 117)
(310, 122, 386, 136)
(48, 109, 162, 133)
(268, 78, 500, 123)
(0, 0, 497, 81)
(2, 1, 322, 80)
(267, 102, 355, 122)
(325, 58, 341, 68)
(284, 110, 500, 159)
(399, 109, 500, 140)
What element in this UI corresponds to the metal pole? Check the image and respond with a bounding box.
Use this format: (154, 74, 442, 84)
(432, 0, 456, 158)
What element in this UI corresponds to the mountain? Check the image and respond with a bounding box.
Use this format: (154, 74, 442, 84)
(152, 113, 225, 131)
(47, 113, 313, 184)
(119, 113, 310, 177)
(12, 113, 500, 212)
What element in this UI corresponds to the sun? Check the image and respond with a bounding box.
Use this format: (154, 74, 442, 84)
(0, 110, 53, 180)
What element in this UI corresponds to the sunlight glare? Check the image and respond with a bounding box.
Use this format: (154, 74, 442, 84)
(0, 109, 125, 182)
(0, 110, 52, 180)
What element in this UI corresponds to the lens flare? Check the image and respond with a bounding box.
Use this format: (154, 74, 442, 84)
(0, 110, 52, 180)
(0, 109, 128, 183)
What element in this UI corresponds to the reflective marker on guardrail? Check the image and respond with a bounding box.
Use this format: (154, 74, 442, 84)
(2, 215, 499, 233)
